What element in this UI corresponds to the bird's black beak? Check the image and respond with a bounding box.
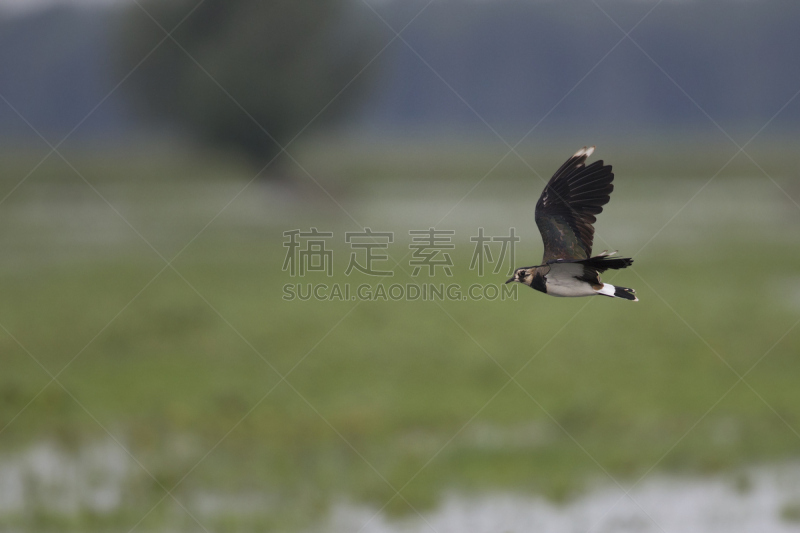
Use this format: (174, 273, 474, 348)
(506, 276, 515, 284)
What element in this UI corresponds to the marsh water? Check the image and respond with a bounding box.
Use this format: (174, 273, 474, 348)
(3, 439, 800, 532)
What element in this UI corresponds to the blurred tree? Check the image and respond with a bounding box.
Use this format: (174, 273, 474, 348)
(119, 0, 380, 173)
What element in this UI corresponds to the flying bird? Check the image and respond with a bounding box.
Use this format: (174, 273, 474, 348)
(506, 146, 637, 301)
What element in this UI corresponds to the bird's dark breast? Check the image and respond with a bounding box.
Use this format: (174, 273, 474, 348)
(538, 215, 588, 261)
(531, 271, 547, 293)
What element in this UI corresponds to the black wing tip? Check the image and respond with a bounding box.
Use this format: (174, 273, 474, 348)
(547, 146, 597, 187)
(585, 159, 612, 172)
(586, 254, 634, 270)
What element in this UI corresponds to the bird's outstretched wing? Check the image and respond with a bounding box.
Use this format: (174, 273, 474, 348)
(534, 146, 614, 263)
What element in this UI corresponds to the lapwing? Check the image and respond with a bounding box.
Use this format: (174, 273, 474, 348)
(506, 146, 638, 301)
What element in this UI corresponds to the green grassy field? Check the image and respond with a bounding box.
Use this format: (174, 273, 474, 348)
(1, 142, 799, 530)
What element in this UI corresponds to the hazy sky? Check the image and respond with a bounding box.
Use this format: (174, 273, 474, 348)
(0, 0, 129, 14)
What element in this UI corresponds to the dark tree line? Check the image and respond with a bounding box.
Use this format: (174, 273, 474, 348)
(119, 0, 381, 169)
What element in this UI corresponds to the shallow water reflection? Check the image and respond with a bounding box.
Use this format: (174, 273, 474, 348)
(327, 468, 800, 533)
(3, 440, 800, 532)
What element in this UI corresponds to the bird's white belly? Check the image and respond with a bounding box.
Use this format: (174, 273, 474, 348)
(545, 263, 597, 297)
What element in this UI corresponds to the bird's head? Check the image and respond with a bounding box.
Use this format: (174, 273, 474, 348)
(506, 267, 533, 286)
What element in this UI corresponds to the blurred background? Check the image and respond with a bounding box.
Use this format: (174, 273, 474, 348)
(1, 0, 800, 531)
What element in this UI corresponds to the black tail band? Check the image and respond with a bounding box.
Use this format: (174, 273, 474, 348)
(614, 285, 637, 300)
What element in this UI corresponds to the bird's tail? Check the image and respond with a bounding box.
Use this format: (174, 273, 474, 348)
(596, 283, 638, 301)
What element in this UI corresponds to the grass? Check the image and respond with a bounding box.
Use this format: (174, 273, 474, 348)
(0, 140, 799, 530)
